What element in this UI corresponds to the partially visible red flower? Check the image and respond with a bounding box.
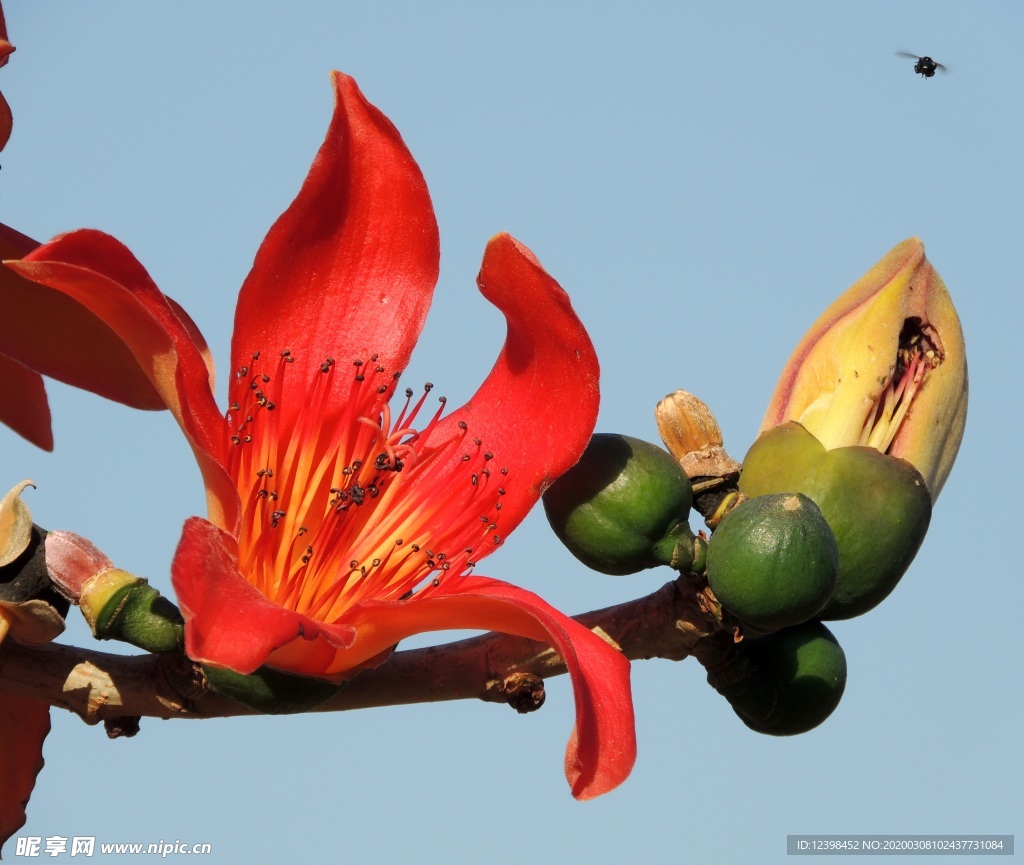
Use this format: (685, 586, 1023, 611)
(0, 481, 65, 850)
(7, 72, 635, 799)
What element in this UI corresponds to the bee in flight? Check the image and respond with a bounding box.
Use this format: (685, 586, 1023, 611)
(896, 52, 947, 78)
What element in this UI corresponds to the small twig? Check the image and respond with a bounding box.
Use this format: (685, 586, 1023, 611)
(0, 576, 721, 725)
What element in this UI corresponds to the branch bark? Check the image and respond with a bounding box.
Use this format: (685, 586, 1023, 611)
(0, 576, 722, 727)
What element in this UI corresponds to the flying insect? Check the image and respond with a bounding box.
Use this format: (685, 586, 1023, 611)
(896, 52, 946, 78)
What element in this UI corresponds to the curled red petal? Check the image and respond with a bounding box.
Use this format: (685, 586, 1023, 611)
(337, 577, 636, 800)
(416, 233, 600, 534)
(8, 231, 238, 531)
(171, 517, 356, 676)
(0, 351, 52, 450)
(0, 695, 49, 852)
(232, 71, 439, 414)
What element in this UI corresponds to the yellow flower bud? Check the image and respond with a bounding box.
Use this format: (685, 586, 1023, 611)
(760, 238, 967, 498)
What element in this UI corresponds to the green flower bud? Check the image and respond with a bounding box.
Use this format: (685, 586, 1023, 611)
(542, 434, 696, 575)
(739, 422, 931, 619)
(707, 492, 838, 630)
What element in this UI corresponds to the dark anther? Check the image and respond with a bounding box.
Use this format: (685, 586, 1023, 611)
(471, 474, 479, 486)
(461, 454, 471, 462)
(473, 437, 482, 446)
(321, 362, 332, 373)
(484, 452, 493, 461)
(370, 353, 379, 362)
(253, 351, 261, 360)
(352, 460, 363, 470)
(270, 510, 287, 528)
(392, 371, 401, 380)
(243, 435, 252, 443)
(432, 578, 440, 587)
(377, 385, 387, 394)
(239, 366, 249, 376)
(371, 558, 381, 567)
(257, 490, 269, 499)
(231, 436, 242, 445)
(281, 350, 292, 358)
(353, 359, 364, 367)
(350, 560, 359, 569)
(350, 485, 365, 505)
(395, 538, 404, 545)
(410, 544, 421, 552)
(405, 388, 414, 398)
(355, 374, 365, 382)
(497, 487, 505, 496)
(231, 402, 241, 412)
(495, 502, 503, 511)
(500, 468, 509, 475)
(262, 375, 270, 383)
(424, 382, 433, 391)
(458, 421, 468, 430)
(441, 562, 451, 571)
(266, 402, 275, 411)
(367, 484, 379, 498)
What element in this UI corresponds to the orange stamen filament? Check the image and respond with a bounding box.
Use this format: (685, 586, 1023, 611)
(224, 351, 505, 625)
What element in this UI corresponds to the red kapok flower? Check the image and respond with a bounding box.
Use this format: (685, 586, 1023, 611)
(6, 72, 635, 799)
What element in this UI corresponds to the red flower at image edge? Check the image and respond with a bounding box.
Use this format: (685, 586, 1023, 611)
(5, 72, 636, 799)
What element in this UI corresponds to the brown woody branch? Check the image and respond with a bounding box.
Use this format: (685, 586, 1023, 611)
(0, 576, 722, 728)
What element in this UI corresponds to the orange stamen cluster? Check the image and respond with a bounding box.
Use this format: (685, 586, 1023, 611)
(860, 318, 942, 454)
(224, 350, 507, 624)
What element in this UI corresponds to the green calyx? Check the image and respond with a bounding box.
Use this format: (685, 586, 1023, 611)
(542, 433, 696, 576)
(739, 422, 932, 619)
(707, 492, 838, 630)
(202, 664, 346, 714)
(89, 575, 184, 655)
(711, 621, 847, 736)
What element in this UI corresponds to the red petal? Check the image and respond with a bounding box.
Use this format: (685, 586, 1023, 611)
(0, 90, 10, 153)
(231, 72, 439, 415)
(416, 234, 600, 533)
(0, 695, 49, 851)
(171, 517, 356, 676)
(0, 351, 52, 450)
(338, 577, 636, 800)
(1, 223, 171, 412)
(8, 230, 239, 531)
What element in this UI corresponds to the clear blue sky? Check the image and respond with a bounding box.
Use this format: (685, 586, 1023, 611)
(3, 2, 1019, 863)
